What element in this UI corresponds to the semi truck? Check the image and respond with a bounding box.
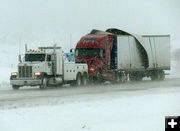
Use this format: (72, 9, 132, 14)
(10, 45, 88, 90)
(75, 28, 170, 83)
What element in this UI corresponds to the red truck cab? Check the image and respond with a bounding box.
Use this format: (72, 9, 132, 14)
(75, 34, 115, 81)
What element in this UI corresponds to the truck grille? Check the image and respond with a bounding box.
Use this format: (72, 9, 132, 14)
(18, 66, 32, 78)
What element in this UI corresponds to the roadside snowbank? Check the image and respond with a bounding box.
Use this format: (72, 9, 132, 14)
(0, 67, 15, 85)
(0, 91, 180, 131)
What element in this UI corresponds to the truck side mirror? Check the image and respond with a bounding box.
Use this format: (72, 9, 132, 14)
(18, 55, 22, 63)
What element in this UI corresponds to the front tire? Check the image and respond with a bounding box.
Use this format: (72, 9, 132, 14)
(12, 85, 20, 90)
(39, 77, 48, 89)
(113, 73, 120, 84)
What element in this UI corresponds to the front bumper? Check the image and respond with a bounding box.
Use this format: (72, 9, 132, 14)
(10, 78, 42, 86)
(88, 70, 97, 77)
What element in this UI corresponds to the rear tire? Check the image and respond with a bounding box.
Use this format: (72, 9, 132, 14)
(129, 72, 143, 81)
(12, 85, 20, 90)
(129, 72, 136, 81)
(82, 73, 88, 86)
(150, 71, 161, 81)
(159, 70, 165, 80)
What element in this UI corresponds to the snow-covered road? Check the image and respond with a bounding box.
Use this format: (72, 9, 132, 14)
(0, 78, 180, 131)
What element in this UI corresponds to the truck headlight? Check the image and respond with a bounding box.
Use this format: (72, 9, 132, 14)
(89, 68, 95, 72)
(89, 65, 96, 72)
(11, 72, 17, 76)
(34, 72, 42, 76)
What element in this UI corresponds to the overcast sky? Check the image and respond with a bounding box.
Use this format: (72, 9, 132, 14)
(0, 0, 180, 68)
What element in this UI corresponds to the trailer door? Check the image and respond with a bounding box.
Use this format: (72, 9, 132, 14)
(153, 36, 170, 69)
(150, 37, 157, 68)
(142, 35, 170, 70)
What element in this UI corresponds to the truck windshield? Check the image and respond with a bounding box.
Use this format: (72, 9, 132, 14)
(25, 54, 45, 62)
(75, 48, 105, 57)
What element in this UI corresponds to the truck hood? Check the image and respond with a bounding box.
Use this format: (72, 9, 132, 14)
(18, 62, 47, 72)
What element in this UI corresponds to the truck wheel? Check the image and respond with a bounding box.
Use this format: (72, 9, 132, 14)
(96, 72, 103, 84)
(150, 73, 156, 81)
(129, 73, 136, 81)
(40, 77, 48, 89)
(159, 70, 165, 80)
(12, 85, 20, 90)
(150, 71, 161, 81)
(113, 73, 120, 84)
(129, 72, 143, 81)
(76, 73, 82, 86)
(120, 72, 127, 83)
(136, 75, 143, 81)
(82, 73, 88, 86)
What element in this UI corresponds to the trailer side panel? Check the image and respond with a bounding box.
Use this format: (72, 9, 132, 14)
(117, 36, 144, 71)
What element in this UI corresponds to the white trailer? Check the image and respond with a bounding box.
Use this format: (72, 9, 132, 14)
(116, 34, 170, 81)
(142, 35, 170, 70)
(10, 46, 88, 90)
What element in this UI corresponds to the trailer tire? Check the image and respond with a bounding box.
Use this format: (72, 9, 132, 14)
(40, 77, 48, 89)
(150, 71, 161, 81)
(96, 70, 103, 83)
(129, 72, 143, 81)
(82, 73, 88, 86)
(12, 85, 20, 90)
(159, 70, 165, 80)
(129, 72, 136, 81)
(150, 73, 156, 81)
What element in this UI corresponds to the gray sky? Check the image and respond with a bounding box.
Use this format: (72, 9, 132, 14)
(0, 0, 180, 67)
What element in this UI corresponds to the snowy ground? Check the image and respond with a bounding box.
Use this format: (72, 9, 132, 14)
(0, 78, 180, 131)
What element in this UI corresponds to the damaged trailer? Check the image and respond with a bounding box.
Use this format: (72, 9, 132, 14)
(75, 28, 170, 82)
